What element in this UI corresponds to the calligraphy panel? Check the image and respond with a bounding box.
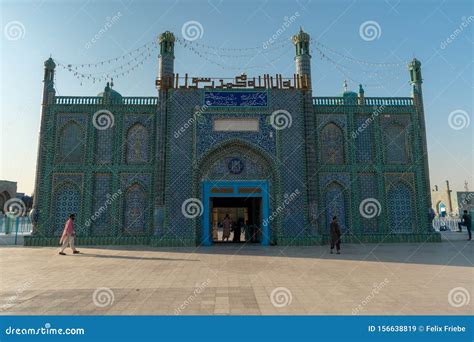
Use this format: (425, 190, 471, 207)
(204, 91, 267, 107)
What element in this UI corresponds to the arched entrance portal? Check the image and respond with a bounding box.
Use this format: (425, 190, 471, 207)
(202, 181, 270, 246)
(195, 140, 277, 246)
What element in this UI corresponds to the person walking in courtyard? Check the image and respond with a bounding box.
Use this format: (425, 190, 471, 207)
(222, 214, 231, 242)
(59, 214, 80, 255)
(330, 216, 342, 254)
(458, 210, 472, 240)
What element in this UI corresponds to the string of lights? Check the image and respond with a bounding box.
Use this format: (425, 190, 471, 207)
(56, 47, 155, 84)
(176, 37, 290, 58)
(55, 41, 157, 72)
(183, 42, 292, 71)
(54, 34, 407, 87)
(175, 36, 292, 52)
(314, 48, 400, 89)
(312, 38, 406, 68)
(314, 47, 402, 81)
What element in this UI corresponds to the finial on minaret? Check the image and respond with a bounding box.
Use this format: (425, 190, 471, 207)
(343, 80, 348, 92)
(110, 78, 114, 88)
(408, 58, 422, 84)
(464, 180, 469, 192)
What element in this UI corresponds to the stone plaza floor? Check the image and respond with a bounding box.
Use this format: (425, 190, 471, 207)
(0, 239, 472, 315)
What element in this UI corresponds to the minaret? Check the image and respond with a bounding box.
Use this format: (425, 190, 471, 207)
(157, 31, 175, 91)
(31, 57, 56, 232)
(292, 28, 311, 89)
(358, 84, 365, 105)
(408, 58, 432, 216)
(42, 57, 56, 105)
(155, 32, 175, 236)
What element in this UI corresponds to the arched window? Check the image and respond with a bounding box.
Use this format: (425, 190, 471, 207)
(126, 124, 148, 163)
(387, 182, 413, 233)
(124, 183, 146, 233)
(324, 182, 347, 232)
(320, 123, 344, 164)
(53, 184, 81, 235)
(0, 191, 11, 214)
(384, 124, 408, 164)
(59, 122, 84, 163)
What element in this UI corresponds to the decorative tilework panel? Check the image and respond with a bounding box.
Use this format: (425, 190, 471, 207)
(95, 128, 114, 164)
(126, 124, 149, 163)
(91, 174, 112, 235)
(59, 122, 85, 163)
(384, 124, 409, 164)
(355, 115, 374, 163)
(203, 149, 272, 181)
(358, 173, 378, 233)
(124, 184, 146, 234)
(197, 114, 276, 158)
(319, 173, 350, 192)
(320, 123, 344, 164)
(323, 182, 347, 232)
(387, 182, 414, 233)
(53, 174, 83, 189)
(53, 184, 81, 235)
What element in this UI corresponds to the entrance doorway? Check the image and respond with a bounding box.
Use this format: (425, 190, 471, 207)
(211, 197, 262, 243)
(202, 180, 270, 246)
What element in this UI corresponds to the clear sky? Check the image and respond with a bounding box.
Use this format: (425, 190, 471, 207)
(1, 0, 472, 194)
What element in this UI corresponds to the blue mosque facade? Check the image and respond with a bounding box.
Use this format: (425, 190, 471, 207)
(25, 29, 441, 247)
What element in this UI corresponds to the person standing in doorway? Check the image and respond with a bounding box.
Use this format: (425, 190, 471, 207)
(222, 214, 231, 242)
(458, 210, 472, 240)
(233, 218, 243, 242)
(330, 216, 342, 254)
(59, 214, 80, 255)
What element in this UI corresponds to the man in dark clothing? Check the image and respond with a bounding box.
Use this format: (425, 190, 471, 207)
(330, 216, 342, 254)
(458, 210, 472, 240)
(233, 218, 243, 242)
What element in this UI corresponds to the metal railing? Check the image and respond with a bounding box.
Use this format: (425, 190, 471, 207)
(431, 217, 461, 231)
(313, 96, 414, 106)
(54, 96, 159, 105)
(0, 216, 33, 245)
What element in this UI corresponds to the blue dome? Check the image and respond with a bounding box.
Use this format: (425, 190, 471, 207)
(98, 82, 122, 100)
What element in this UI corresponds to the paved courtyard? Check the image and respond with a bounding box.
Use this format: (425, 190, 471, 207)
(0, 240, 472, 315)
